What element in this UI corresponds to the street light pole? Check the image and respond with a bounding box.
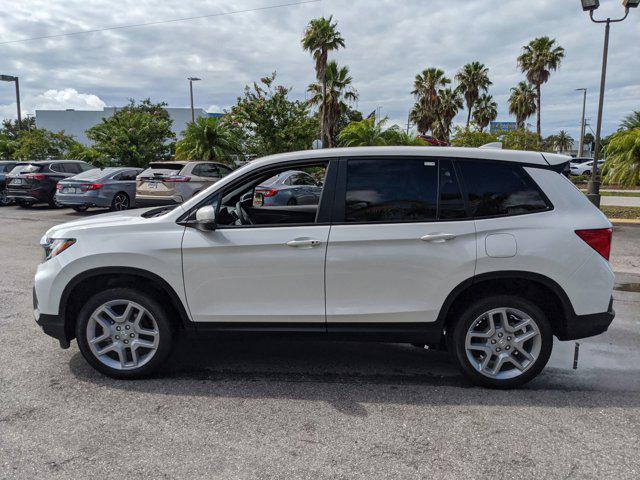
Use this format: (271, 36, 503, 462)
(0, 74, 22, 130)
(187, 77, 201, 123)
(576, 88, 587, 157)
(580, 0, 637, 207)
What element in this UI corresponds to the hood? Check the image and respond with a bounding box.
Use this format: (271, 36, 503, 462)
(42, 205, 183, 240)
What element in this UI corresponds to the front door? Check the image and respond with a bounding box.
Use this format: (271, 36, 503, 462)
(325, 157, 477, 325)
(181, 161, 332, 325)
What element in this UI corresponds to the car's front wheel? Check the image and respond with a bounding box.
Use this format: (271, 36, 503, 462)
(75, 288, 175, 378)
(0, 189, 12, 206)
(449, 295, 553, 388)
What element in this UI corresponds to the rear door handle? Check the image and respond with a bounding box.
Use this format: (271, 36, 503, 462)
(420, 233, 456, 243)
(286, 238, 321, 248)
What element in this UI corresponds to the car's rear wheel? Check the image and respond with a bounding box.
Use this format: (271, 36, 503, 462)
(17, 200, 32, 208)
(72, 205, 89, 212)
(287, 197, 297, 206)
(110, 192, 130, 211)
(49, 196, 63, 209)
(75, 288, 175, 379)
(449, 295, 553, 388)
(0, 189, 12, 206)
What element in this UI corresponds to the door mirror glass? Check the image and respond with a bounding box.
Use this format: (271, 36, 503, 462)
(195, 205, 216, 230)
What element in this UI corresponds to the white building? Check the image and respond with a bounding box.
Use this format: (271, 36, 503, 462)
(35, 107, 208, 146)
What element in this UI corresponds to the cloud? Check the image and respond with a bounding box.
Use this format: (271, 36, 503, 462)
(0, 0, 638, 139)
(0, 87, 106, 121)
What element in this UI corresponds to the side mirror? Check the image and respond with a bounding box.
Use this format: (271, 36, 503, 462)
(194, 205, 216, 231)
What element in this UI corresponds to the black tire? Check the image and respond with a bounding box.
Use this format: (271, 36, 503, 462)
(287, 197, 298, 206)
(110, 192, 130, 211)
(449, 295, 553, 389)
(17, 200, 32, 208)
(72, 205, 89, 212)
(75, 288, 175, 379)
(49, 196, 63, 209)
(0, 189, 12, 206)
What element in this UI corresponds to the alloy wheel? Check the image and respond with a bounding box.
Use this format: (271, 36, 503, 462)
(86, 300, 160, 370)
(113, 193, 129, 210)
(464, 307, 542, 380)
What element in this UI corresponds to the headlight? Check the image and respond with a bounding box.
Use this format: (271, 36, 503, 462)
(41, 238, 76, 261)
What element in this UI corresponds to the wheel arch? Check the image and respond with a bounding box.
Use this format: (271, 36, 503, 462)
(438, 271, 575, 340)
(59, 266, 193, 342)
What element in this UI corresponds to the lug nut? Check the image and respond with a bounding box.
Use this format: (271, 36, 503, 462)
(507, 336, 512, 341)
(498, 333, 503, 338)
(130, 333, 134, 338)
(125, 325, 130, 330)
(491, 339, 497, 344)
(496, 347, 501, 352)
(116, 326, 121, 331)
(506, 346, 511, 351)
(115, 335, 120, 340)
(124, 340, 129, 344)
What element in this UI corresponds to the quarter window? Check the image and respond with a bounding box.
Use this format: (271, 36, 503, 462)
(458, 161, 550, 217)
(344, 158, 437, 223)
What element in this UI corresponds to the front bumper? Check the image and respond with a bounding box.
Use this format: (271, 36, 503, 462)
(33, 287, 70, 348)
(557, 297, 615, 340)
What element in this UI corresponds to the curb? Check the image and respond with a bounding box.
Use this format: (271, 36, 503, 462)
(609, 218, 640, 225)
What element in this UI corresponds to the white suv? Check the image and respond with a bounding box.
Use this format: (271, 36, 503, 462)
(33, 147, 615, 388)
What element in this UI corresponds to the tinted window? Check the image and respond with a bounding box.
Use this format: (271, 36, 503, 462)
(49, 163, 66, 173)
(73, 169, 106, 180)
(345, 158, 437, 222)
(438, 159, 466, 220)
(458, 161, 550, 217)
(65, 163, 82, 173)
(10, 164, 41, 174)
(115, 170, 139, 181)
(79, 162, 94, 172)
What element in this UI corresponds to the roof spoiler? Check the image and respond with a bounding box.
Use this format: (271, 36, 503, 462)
(479, 142, 503, 149)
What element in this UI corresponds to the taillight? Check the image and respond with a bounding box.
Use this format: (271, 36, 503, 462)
(256, 188, 279, 197)
(56, 184, 64, 191)
(575, 228, 612, 261)
(164, 175, 191, 183)
(26, 174, 45, 181)
(80, 183, 103, 192)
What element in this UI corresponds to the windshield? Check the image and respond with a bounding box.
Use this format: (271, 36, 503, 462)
(9, 164, 41, 175)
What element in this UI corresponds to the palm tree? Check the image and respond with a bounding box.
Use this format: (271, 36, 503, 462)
(175, 117, 241, 163)
(603, 127, 640, 186)
(620, 111, 640, 131)
(508, 82, 537, 129)
(472, 94, 498, 133)
(455, 62, 492, 128)
(517, 37, 565, 136)
(433, 88, 463, 142)
(382, 126, 429, 146)
(301, 16, 345, 146)
(554, 130, 574, 153)
(338, 117, 388, 147)
(308, 61, 358, 147)
(410, 68, 451, 135)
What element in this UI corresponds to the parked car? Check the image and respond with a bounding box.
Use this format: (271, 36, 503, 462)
(136, 161, 233, 206)
(6, 160, 95, 208)
(253, 170, 323, 206)
(34, 146, 614, 388)
(55, 167, 143, 212)
(570, 159, 604, 176)
(0, 160, 19, 206)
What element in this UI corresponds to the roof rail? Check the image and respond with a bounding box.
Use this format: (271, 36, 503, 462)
(479, 142, 503, 149)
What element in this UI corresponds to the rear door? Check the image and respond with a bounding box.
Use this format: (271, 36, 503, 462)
(325, 157, 477, 326)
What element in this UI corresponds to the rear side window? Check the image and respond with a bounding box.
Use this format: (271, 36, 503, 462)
(345, 158, 437, 222)
(458, 161, 550, 218)
(438, 159, 466, 220)
(192, 163, 222, 178)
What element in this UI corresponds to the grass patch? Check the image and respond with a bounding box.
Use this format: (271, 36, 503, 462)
(599, 191, 640, 197)
(601, 206, 640, 220)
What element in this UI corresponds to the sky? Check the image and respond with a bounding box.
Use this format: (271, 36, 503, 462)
(1, 0, 639, 140)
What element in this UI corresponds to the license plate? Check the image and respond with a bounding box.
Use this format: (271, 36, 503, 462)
(10, 179, 23, 185)
(62, 187, 78, 194)
(147, 181, 158, 189)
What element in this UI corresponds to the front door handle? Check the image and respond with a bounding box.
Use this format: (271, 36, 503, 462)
(420, 233, 456, 243)
(286, 238, 321, 248)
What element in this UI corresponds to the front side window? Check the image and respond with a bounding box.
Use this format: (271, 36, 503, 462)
(458, 161, 550, 217)
(344, 158, 437, 223)
(215, 163, 328, 227)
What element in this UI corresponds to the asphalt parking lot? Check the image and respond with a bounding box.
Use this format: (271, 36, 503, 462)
(1, 205, 639, 479)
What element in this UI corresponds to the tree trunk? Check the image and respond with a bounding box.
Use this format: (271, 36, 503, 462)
(321, 75, 327, 147)
(466, 105, 472, 129)
(536, 84, 541, 137)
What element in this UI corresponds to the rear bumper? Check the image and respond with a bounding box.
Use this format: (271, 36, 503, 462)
(557, 297, 615, 340)
(55, 193, 111, 208)
(136, 195, 182, 207)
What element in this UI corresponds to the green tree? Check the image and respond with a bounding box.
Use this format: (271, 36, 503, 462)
(301, 15, 346, 146)
(450, 126, 498, 148)
(65, 143, 108, 166)
(1, 117, 36, 139)
(602, 128, 640, 186)
(228, 73, 318, 157)
(620, 111, 640, 131)
(10, 128, 83, 160)
(517, 37, 565, 136)
(334, 106, 363, 141)
(473, 94, 498, 133)
(502, 129, 542, 151)
(433, 88, 463, 142)
(307, 61, 358, 148)
(175, 116, 241, 164)
(338, 117, 426, 147)
(455, 62, 492, 128)
(410, 67, 451, 135)
(554, 130, 574, 152)
(583, 132, 595, 150)
(86, 99, 175, 167)
(508, 82, 537, 129)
